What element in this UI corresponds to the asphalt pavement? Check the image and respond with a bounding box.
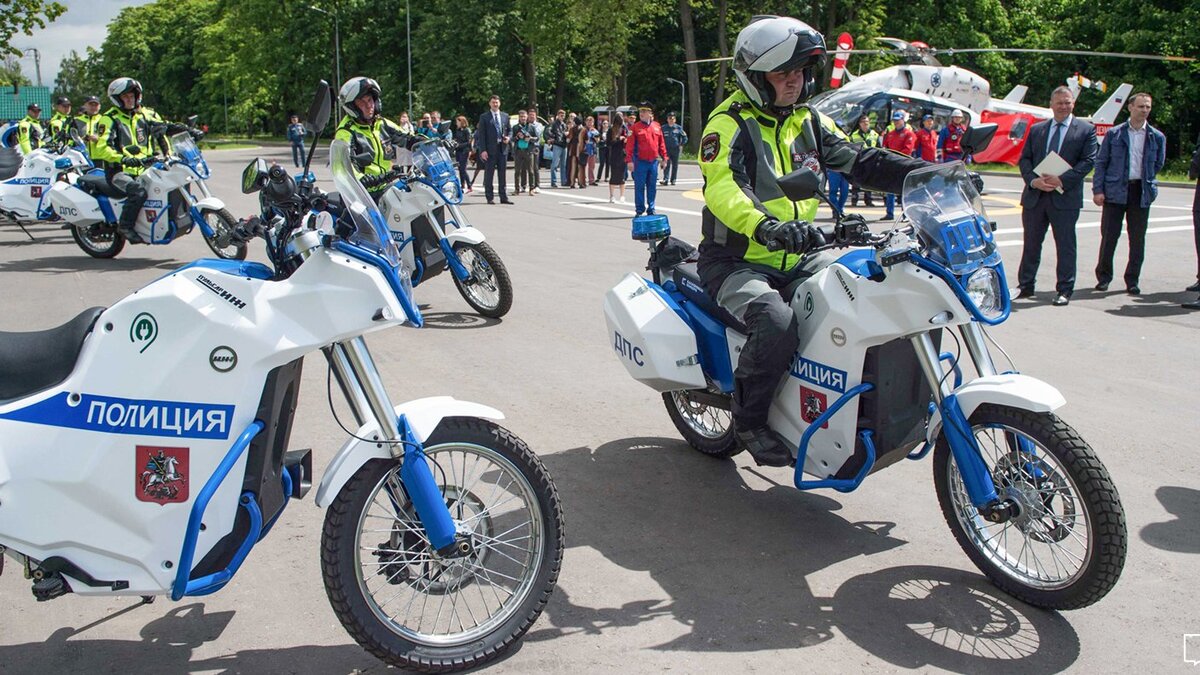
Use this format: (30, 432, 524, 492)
(0, 146, 1197, 673)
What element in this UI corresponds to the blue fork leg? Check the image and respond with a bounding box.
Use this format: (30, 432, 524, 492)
(395, 416, 457, 552)
(940, 394, 1000, 507)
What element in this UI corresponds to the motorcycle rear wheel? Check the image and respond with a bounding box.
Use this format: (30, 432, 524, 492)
(451, 242, 512, 318)
(321, 417, 563, 673)
(662, 390, 740, 458)
(201, 208, 247, 260)
(71, 224, 125, 258)
(933, 403, 1126, 610)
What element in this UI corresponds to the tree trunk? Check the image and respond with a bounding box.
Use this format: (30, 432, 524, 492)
(680, 0, 702, 152)
(522, 42, 538, 108)
(553, 55, 567, 112)
(715, 0, 729, 104)
(618, 62, 628, 106)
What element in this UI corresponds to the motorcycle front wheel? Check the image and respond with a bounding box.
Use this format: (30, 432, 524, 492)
(321, 417, 563, 673)
(71, 223, 125, 258)
(201, 208, 247, 260)
(933, 403, 1127, 610)
(451, 242, 512, 318)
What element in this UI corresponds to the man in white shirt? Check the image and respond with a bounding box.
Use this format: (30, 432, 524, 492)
(1092, 92, 1167, 295)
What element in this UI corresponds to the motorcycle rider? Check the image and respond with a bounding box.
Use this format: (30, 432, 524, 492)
(48, 97, 74, 140)
(93, 77, 156, 243)
(697, 15, 925, 467)
(78, 96, 111, 169)
(334, 77, 417, 196)
(16, 103, 43, 154)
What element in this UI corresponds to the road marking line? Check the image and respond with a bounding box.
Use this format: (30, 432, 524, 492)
(996, 224, 1195, 247)
(993, 215, 1193, 236)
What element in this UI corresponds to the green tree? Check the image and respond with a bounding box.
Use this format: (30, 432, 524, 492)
(1, 0, 66, 58)
(54, 48, 106, 103)
(1, 55, 32, 87)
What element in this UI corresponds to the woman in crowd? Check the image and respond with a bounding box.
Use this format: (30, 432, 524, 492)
(596, 118, 611, 183)
(395, 111, 416, 170)
(607, 112, 629, 203)
(582, 116, 599, 186)
(452, 115, 473, 192)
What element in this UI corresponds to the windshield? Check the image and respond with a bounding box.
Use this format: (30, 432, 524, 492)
(901, 162, 999, 275)
(330, 139, 401, 267)
(171, 132, 200, 164)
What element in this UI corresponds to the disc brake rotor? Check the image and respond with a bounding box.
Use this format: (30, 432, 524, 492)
(994, 451, 1076, 543)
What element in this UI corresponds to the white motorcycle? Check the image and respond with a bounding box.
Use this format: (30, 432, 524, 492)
(45, 126, 244, 260)
(367, 140, 513, 318)
(0, 132, 92, 238)
(0, 85, 562, 673)
(604, 154, 1126, 610)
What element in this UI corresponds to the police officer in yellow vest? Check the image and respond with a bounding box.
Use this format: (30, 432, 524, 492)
(334, 77, 416, 196)
(92, 77, 156, 243)
(48, 96, 75, 140)
(16, 103, 44, 154)
(697, 16, 923, 466)
(78, 95, 110, 168)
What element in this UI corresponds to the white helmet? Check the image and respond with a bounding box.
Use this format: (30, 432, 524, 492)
(108, 77, 143, 112)
(732, 16, 827, 110)
(950, 108, 965, 119)
(339, 77, 382, 123)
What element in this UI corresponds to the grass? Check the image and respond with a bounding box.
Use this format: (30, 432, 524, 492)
(199, 139, 261, 151)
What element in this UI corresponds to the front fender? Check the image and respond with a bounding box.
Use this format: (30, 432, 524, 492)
(193, 196, 225, 212)
(926, 373, 1065, 444)
(314, 396, 504, 507)
(444, 226, 486, 247)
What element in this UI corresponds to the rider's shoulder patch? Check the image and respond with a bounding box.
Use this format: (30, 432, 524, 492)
(700, 133, 720, 163)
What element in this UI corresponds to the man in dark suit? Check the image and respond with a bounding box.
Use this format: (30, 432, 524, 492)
(1183, 136, 1200, 309)
(1016, 86, 1098, 306)
(475, 94, 513, 204)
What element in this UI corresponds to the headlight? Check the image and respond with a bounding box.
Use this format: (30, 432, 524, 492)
(965, 267, 1003, 319)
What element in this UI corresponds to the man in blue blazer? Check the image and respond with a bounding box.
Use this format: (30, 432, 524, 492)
(1092, 92, 1166, 295)
(475, 94, 513, 204)
(1185, 136, 1200, 309)
(1016, 86, 1098, 306)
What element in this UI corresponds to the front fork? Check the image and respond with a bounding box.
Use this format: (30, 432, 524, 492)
(912, 324, 1018, 522)
(326, 338, 467, 555)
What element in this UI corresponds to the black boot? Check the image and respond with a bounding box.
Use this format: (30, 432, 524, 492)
(734, 424, 793, 467)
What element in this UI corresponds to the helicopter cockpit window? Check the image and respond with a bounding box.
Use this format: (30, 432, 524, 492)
(1009, 118, 1029, 141)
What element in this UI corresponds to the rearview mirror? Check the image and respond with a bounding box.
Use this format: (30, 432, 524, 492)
(778, 167, 822, 202)
(186, 115, 199, 126)
(124, 144, 141, 154)
(960, 123, 997, 155)
(305, 81, 332, 135)
(241, 157, 270, 194)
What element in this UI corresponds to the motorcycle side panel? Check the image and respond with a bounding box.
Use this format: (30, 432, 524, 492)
(925, 373, 1066, 444)
(0, 251, 406, 595)
(313, 397, 505, 508)
(604, 273, 706, 392)
(771, 257, 968, 479)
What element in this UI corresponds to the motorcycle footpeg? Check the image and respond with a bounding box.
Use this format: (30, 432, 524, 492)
(283, 448, 313, 499)
(31, 575, 70, 602)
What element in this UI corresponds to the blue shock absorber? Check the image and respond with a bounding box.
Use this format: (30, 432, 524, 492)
(396, 415, 457, 552)
(939, 394, 999, 507)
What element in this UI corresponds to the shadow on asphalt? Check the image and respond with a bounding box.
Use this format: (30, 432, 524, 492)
(1103, 291, 1200, 318)
(0, 603, 383, 674)
(531, 436, 1080, 672)
(1140, 485, 1200, 554)
(0, 254, 182, 274)
(419, 311, 501, 330)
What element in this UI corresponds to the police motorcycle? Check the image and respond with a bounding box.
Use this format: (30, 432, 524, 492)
(603, 126, 1126, 610)
(0, 84, 563, 674)
(44, 120, 245, 261)
(0, 128, 93, 237)
(353, 139, 513, 318)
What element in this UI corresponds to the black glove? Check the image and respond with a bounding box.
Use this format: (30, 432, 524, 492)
(754, 219, 823, 254)
(121, 156, 144, 169)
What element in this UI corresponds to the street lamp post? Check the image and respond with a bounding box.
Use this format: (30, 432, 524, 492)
(21, 48, 42, 87)
(666, 77, 684, 125)
(307, 5, 341, 88)
(406, 0, 412, 114)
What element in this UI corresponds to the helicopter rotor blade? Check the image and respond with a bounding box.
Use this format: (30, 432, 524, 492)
(935, 47, 1195, 62)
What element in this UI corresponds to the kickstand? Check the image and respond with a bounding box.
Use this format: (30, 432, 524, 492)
(16, 221, 36, 241)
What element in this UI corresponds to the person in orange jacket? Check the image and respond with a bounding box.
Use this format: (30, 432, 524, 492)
(624, 101, 667, 216)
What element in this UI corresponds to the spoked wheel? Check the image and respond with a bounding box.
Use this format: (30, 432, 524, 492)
(322, 417, 563, 673)
(71, 223, 125, 258)
(451, 242, 512, 318)
(933, 404, 1126, 610)
(201, 208, 247, 260)
(662, 390, 740, 458)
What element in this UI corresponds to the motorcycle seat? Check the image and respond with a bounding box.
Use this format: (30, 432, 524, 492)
(0, 307, 105, 402)
(671, 263, 748, 335)
(77, 174, 126, 199)
(0, 147, 21, 182)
